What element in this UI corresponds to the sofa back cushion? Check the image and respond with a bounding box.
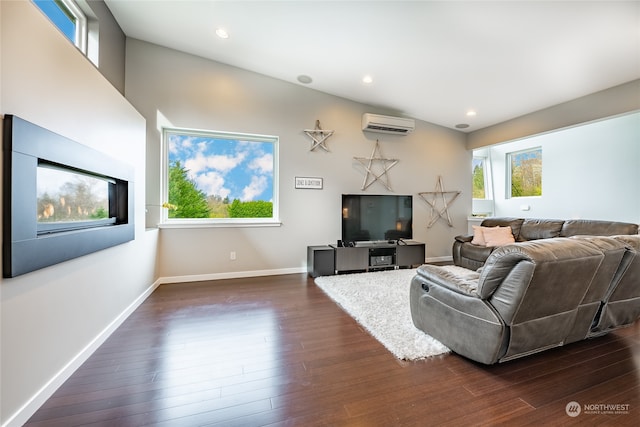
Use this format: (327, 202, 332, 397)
(568, 236, 628, 304)
(477, 238, 604, 361)
(518, 219, 564, 241)
(563, 236, 629, 343)
(591, 235, 640, 334)
(612, 234, 640, 251)
(478, 238, 603, 323)
(560, 219, 639, 237)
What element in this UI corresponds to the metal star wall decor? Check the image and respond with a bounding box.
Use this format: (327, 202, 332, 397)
(304, 119, 334, 152)
(419, 176, 461, 228)
(354, 139, 399, 191)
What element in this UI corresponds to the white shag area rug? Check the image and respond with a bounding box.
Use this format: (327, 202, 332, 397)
(314, 268, 450, 361)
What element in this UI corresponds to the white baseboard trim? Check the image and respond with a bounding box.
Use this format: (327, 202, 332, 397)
(2, 279, 162, 427)
(157, 260, 454, 286)
(141, 260, 456, 289)
(157, 266, 307, 285)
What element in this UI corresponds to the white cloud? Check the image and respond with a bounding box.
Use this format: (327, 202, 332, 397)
(169, 134, 195, 154)
(241, 175, 267, 201)
(185, 152, 246, 176)
(248, 153, 273, 174)
(196, 171, 230, 199)
(208, 152, 247, 172)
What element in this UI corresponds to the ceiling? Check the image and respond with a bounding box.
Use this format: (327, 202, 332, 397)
(104, 0, 640, 132)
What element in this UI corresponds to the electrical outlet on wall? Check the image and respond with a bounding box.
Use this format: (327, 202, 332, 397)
(230, 251, 237, 261)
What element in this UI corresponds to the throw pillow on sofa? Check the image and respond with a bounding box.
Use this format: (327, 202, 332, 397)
(471, 225, 516, 247)
(471, 225, 487, 246)
(482, 226, 516, 247)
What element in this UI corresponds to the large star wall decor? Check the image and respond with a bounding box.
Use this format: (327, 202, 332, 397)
(304, 119, 334, 152)
(419, 176, 461, 228)
(354, 140, 399, 191)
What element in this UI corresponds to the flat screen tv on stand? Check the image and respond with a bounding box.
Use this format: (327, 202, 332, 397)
(341, 194, 412, 246)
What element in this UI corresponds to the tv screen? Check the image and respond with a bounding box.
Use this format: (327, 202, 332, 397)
(342, 194, 413, 243)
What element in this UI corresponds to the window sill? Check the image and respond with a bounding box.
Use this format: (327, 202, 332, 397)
(158, 219, 282, 229)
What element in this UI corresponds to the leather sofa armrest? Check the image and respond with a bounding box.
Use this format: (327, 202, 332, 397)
(416, 265, 480, 296)
(455, 234, 473, 243)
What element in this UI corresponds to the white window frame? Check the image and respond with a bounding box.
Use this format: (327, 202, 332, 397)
(506, 147, 542, 199)
(62, 0, 88, 54)
(160, 127, 280, 228)
(472, 155, 492, 200)
(33, 0, 96, 63)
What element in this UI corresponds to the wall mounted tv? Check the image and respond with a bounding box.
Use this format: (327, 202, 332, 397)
(341, 194, 413, 244)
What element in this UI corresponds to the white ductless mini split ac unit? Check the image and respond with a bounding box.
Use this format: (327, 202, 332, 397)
(362, 113, 415, 135)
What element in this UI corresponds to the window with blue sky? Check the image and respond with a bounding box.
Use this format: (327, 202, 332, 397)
(34, 0, 76, 42)
(163, 129, 278, 222)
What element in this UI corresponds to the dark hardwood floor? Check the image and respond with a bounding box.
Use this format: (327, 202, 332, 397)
(25, 273, 639, 426)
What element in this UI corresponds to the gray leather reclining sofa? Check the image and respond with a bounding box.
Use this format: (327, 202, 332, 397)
(453, 218, 638, 270)
(410, 218, 639, 364)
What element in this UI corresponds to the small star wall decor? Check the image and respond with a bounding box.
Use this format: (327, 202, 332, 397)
(419, 176, 461, 228)
(304, 119, 334, 152)
(354, 139, 399, 191)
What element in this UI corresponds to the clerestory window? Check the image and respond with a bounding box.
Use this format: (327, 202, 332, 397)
(33, 0, 89, 57)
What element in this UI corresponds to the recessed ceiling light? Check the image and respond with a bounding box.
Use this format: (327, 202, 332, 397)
(362, 75, 373, 84)
(297, 75, 313, 84)
(215, 28, 229, 39)
(455, 123, 470, 129)
(466, 110, 477, 117)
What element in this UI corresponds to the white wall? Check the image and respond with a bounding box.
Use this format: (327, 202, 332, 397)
(486, 112, 640, 223)
(0, 2, 157, 426)
(124, 39, 471, 278)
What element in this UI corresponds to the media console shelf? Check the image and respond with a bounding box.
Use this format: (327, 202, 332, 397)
(307, 241, 425, 277)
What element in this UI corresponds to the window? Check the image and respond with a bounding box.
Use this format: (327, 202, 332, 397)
(34, 0, 88, 54)
(472, 156, 487, 199)
(508, 147, 542, 197)
(37, 162, 113, 234)
(162, 128, 279, 225)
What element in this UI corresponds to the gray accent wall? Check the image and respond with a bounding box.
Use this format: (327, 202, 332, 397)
(87, 0, 126, 93)
(125, 39, 471, 279)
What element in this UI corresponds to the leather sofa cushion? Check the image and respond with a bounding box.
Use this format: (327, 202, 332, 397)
(560, 219, 639, 237)
(415, 264, 480, 295)
(613, 235, 640, 250)
(519, 219, 564, 241)
(461, 243, 495, 263)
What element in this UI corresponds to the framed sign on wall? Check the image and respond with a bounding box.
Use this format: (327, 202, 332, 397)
(295, 176, 323, 189)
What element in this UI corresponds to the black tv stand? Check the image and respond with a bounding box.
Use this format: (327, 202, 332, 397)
(307, 241, 425, 277)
